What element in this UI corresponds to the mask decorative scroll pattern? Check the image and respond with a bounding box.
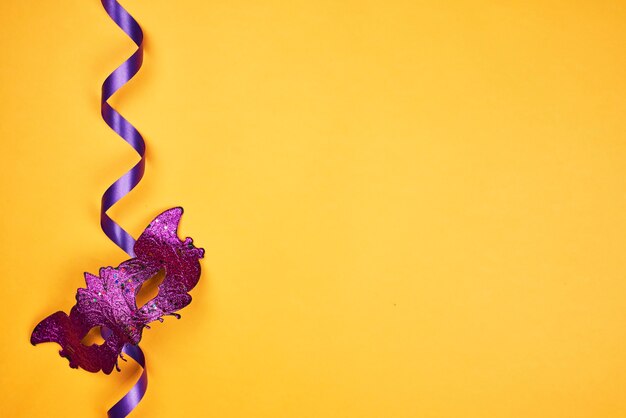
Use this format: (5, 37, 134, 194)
(31, 207, 205, 374)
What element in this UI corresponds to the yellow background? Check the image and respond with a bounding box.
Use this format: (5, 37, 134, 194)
(2, 0, 626, 417)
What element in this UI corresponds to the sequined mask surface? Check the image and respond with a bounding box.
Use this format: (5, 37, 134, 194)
(31, 207, 204, 374)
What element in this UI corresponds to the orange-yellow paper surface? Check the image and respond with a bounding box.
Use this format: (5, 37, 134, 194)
(2, 1, 626, 417)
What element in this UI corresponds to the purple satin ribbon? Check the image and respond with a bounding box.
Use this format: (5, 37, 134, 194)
(100, 0, 148, 416)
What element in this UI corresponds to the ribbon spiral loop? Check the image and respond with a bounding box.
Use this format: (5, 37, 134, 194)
(101, 0, 146, 259)
(100, 0, 148, 416)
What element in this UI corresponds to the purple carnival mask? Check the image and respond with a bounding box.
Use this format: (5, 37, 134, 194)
(31, 207, 204, 374)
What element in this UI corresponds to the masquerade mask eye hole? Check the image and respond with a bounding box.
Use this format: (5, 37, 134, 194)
(135, 268, 166, 309)
(81, 326, 106, 346)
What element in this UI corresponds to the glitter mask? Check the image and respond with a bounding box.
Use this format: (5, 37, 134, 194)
(31, 207, 204, 374)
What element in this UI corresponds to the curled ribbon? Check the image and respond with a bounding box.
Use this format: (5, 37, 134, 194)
(100, 0, 148, 416)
